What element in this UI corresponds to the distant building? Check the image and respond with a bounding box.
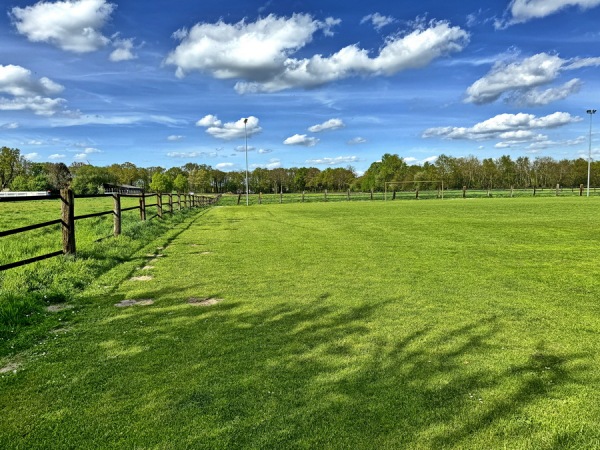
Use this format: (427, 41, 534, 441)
(102, 183, 144, 195)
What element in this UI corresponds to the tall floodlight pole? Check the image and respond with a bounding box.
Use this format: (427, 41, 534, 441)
(244, 118, 249, 206)
(586, 109, 596, 197)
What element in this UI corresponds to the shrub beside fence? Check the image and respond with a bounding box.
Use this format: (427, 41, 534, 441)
(0, 190, 220, 271)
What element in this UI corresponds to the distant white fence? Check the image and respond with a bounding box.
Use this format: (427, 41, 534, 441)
(0, 191, 51, 197)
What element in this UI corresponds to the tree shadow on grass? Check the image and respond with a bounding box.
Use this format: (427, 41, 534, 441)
(4, 295, 590, 449)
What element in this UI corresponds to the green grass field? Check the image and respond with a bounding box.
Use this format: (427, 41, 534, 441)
(1, 198, 600, 448)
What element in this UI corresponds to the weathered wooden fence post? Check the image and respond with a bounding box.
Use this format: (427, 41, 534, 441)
(580, 184, 584, 196)
(237, 193, 242, 205)
(139, 194, 146, 221)
(113, 193, 121, 237)
(324, 189, 328, 200)
(280, 186, 283, 204)
(168, 194, 173, 214)
(510, 186, 514, 198)
(157, 194, 163, 218)
(302, 191, 305, 202)
(370, 189, 373, 200)
(556, 184, 560, 196)
(178, 193, 182, 211)
(61, 188, 76, 255)
(347, 189, 350, 201)
(462, 186, 467, 198)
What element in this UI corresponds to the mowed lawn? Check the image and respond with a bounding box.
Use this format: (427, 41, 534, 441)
(1, 198, 600, 449)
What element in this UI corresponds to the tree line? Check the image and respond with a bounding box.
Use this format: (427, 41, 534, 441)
(1, 146, 598, 195)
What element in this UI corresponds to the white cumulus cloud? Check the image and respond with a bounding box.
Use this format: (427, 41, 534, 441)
(465, 53, 600, 105)
(23, 152, 40, 161)
(110, 37, 137, 62)
(423, 112, 581, 141)
(11, 0, 115, 53)
(0, 64, 67, 116)
(283, 134, 319, 147)
(216, 162, 235, 170)
(48, 153, 66, 159)
(197, 115, 261, 140)
(1, 122, 19, 129)
(166, 14, 469, 94)
(166, 14, 333, 80)
(308, 118, 345, 133)
(509, 79, 582, 106)
(496, 0, 600, 28)
(0, 65, 64, 97)
(237, 20, 469, 93)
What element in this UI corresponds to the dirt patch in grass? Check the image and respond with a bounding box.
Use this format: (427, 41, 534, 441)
(130, 275, 153, 281)
(0, 362, 21, 374)
(115, 299, 154, 307)
(141, 265, 154, 270)
(188, 297, 223, 306)
(46, 304, 73, 313)
(51, 327, 70, 334)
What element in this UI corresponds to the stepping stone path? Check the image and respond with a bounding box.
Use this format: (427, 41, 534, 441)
(188, 297, 223, 306)
(130, 275, 153, 281)
(115, 299, 154, 307)
(46, 304, 73, 312)
(0, 362, 21, 374)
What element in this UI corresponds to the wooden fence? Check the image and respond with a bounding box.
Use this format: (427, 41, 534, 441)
(219, 184, 599, 206)
(0, 189, 220, 271)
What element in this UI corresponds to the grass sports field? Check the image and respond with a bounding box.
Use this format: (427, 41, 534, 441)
(1, 197, 600, 448)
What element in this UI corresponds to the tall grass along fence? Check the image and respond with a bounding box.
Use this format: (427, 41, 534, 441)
(220, 184, 598, 206)
(0, 189, 220, 271)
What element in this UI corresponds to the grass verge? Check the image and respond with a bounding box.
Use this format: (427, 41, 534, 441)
(0, 206, 209, 359)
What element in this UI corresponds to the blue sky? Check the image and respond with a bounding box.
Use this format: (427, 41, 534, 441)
(1, 0, 600, 174)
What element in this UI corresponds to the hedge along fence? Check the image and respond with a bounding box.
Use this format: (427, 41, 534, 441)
(0, 189, 220, 271)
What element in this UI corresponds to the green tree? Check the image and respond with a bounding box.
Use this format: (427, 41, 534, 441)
(149, 172, 173, 193)
(46, 162, 71, 190)
(173, 173, 189, 193)
(71, 165, 115, 194)
(188, 168, 212, 193)
(0, 147, 24, 190)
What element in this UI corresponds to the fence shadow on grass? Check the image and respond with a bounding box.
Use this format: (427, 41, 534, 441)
(14, 295, 588, 449)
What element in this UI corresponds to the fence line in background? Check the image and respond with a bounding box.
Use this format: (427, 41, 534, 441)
(219, 184, 598, 206)
(0, 190, 220, 271)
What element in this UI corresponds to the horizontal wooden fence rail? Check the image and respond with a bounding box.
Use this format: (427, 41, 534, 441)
(0, 190, 221, 271)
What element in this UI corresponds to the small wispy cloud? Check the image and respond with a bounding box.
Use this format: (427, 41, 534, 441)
(284, 134, 319, 147)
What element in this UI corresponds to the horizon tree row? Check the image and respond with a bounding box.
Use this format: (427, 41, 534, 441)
(1, 146, 598, 194)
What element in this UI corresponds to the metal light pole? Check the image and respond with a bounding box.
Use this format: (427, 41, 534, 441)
(244, 118, 249, 206)
(586, 109, 596, 197)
